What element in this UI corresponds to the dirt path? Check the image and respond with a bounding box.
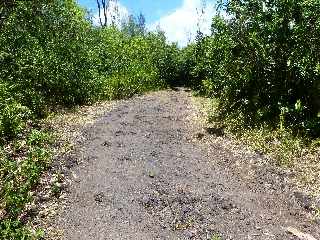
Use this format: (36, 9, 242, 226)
(51, 89, 319, 240)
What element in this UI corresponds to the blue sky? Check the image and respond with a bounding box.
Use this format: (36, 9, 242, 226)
(77, 0, 217, 46)
(78, 0, 181, 23)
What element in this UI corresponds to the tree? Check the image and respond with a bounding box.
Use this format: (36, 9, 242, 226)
(122, 13, 147, 37)
(137, 13, 146, 35)
(196, 0, 206, 38)
(96, 0, 119, 26)
(183, 0, 320, 136)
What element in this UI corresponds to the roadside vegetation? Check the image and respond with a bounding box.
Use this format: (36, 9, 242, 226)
(0, 0, 179, 238)
(181, 0, 320, 194)
(1, 0, 320, 238)
(183, 0, 320, 138)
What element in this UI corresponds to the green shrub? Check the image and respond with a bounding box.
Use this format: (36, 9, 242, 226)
(0, 219, 44, 240)
(0, 102, 31, 139)
(0, 1, 179, 237)
(183, 0, 320, 137)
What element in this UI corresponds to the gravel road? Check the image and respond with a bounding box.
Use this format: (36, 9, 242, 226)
(52, 89, 319, 240)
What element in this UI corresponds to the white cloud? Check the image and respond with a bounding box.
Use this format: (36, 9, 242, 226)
(149, 0, 217, 47)
(92, 1, 129, 27)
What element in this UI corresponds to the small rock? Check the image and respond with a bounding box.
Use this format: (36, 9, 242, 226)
(293, 191, 312, 210)
(141, 196, 152, 207)
(195, 132, 205, 140)
(184, 230, 196, 238)
(0, 209, 6, 220)
(205, 127, 224, 136)
(286, 227, 317, 240)
(115, 130, 124, 136)
(102, 141, 111, 147)
(314, 195, 320, 209)
(148, 171, 155, 178)
(94, 192, 105, 203)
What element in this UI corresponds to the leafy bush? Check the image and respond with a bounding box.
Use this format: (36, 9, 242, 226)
(0, 102, 31, 139)
(183, 0, 320, 137)
(0, 219, 44, 240)
(0, 1, 180, 237)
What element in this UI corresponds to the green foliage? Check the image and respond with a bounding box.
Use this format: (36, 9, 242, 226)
(146, 32, 181, 86)
(0, 1, 180, 237)
(182, 0, 320, 138)
(0, 129, 51, 238)
(122, 13, 146, 37)
(211, 234, 222, 240)
(1, 0, 319, 236)
(0, 102, 31, 140)
(0, 219, 44, 240)
(0, 1, 177, 116)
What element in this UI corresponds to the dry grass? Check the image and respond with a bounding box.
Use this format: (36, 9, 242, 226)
(31, 100, 119, 239)
(192, 96, 320, 198)
(44, 100, 117, 153)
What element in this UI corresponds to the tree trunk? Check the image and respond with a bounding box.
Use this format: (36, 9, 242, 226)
(101, 0, 108, 26)
(96, 0, 103, 26)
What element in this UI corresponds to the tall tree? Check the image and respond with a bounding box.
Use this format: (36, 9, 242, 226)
(110, 0, 120, 25)
(96, 0, 103, 26)
(96, 0, 119, 26)
(137, 13, 146, 35)
(101, 0, 108, 26)
(196, 0, 206, 37)
(122, 13, 146, 37)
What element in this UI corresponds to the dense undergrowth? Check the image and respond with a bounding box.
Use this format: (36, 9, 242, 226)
(0, 0, 179, 238)
(180, 0, 320, 164)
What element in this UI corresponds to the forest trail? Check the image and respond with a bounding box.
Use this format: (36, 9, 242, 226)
(50, 88, 319, 240)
